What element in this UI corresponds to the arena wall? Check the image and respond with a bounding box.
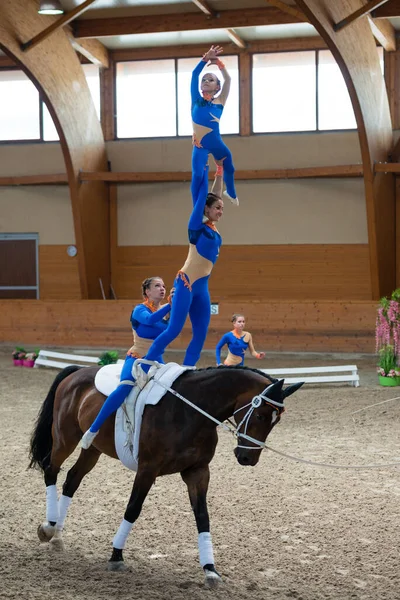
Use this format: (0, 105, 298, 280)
(0, 131, 370, 306)
(0, 299, 376, 353)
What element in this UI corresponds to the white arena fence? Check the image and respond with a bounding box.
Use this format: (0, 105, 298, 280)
(262, 365, 359, 387)
(35, 349, 124, 369)
(35, 351, 359, 387)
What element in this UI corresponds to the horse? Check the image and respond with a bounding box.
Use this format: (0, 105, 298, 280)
(29, 363, 303, 587)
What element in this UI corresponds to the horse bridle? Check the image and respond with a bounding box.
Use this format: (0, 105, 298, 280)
(233, 384, 285, 450)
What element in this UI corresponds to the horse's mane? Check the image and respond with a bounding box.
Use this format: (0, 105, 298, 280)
(195, 364, 278, 384)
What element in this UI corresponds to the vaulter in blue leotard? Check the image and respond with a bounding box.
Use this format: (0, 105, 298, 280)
(216, 313, 266, 367)
(81, 168, 224, 449)
(140, 164, 223, 370)
(191, 45, 239, 206)
(81, 277, 173, 449)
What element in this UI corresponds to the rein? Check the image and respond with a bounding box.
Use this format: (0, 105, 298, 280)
(134, 360, 400, 471)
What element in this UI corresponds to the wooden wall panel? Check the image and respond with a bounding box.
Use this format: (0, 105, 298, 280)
(39, 246, 81, 300)
(112, 244, 372, 301)
(0, 299, 376, 353)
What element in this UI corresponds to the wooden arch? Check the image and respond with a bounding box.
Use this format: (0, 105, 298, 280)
(0, 0, 110, 299)
(296, 0, 395, 299)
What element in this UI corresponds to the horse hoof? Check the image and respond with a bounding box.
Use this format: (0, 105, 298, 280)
(37, 522, 55, 543)
(49, 537, 65, 552)
(108, 560, 127, 572)
(204, 570, 222, 589)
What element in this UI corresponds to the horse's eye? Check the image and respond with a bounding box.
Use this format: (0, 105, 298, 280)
(256, 414, 266, 422)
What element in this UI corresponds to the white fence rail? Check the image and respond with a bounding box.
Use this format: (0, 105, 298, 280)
(35, 350, 123, 369)
(262, 365, 359, 387)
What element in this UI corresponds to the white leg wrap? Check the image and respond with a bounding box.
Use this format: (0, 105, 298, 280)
(198, 532, 214, 567)
(113, 519, 134, 550)
(56, 495, 72, 531)
(46, 485, 59, 523)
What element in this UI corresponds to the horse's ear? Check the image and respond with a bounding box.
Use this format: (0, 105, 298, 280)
(283, 381, 305, 398)
(264, 378, 285, 401)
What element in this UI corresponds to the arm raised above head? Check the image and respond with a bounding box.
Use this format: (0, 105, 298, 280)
(191, 57, 207, 106)
(189, 164, 209, 230)
(216, 60, 231, 106)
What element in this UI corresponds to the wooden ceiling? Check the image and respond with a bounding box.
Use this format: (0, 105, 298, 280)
(42, 1, 400, 50)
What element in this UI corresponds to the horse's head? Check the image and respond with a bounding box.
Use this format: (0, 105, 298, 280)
(233, 377, 304, 466)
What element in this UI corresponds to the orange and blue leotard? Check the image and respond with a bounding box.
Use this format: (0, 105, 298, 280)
(216, 331, 249, 366)
(88, 301, 171, 433)
(142, 164, 222, 368)
(191, 59, 237, 203)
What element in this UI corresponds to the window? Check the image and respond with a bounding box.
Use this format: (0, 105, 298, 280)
(116, 59, 176, 138)
(116, 56, 239, 138)
(317, 48, 383, 131)
(0, 70, 40, 140)
(0, 65, 100, 142)
(177, 56, 239, 136)
(252, 48, 385, 133)
(252, 51, 317, 133)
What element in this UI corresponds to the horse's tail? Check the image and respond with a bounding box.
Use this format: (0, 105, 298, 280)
(29, 365, 82, 472)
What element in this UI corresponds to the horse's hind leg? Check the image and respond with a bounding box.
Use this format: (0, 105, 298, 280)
(49, 446, 101, 551)
(181, 465, 222, 588)
(37, 445, 75, 544)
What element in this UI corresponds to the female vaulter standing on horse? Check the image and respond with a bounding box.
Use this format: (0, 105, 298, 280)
(191, 45, 239, 205)
(81, 277, 172, 449)
(81, 165, 223, 449)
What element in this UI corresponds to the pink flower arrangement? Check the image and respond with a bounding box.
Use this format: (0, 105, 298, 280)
(376, 289, 400, 377)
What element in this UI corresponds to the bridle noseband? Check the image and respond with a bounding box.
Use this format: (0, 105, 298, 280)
(234, 384, 285, 450)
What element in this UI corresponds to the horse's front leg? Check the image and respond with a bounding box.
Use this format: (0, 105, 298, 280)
(181, 465, 222, 588)
(109, 467, 156, 571)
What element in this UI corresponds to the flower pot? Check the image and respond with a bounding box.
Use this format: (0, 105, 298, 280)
(378, 375, 400, 386)
(23, 359, 35, 368)
(13, 359, 23, 366)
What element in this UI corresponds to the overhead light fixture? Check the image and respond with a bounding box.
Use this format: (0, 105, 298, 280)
(38, 0, 64, 15)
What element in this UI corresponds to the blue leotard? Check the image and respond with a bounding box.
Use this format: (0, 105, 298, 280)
(142, 164, 222, 369)
(191, 59, 237, 203)
(89, 302, 171, 433)
(216, 331, 249, 366)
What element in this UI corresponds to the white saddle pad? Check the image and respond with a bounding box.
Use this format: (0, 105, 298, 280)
(104, 362, 195, 472)
(95, 363, 123, 396)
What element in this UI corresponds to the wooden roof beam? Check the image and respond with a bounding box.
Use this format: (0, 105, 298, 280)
(73, 7, 303, 38)
(334, 0, 390, 32)
(226, 29, 247, 49)
(79, 166, 364, 183)
(367, 16, 396, 51)
(69, 36, 110, 68)
(265, 0, 308, 21)
(373, 0, 400, 17)
(21, 0, 97, 52)
(191, 0, 217, 17)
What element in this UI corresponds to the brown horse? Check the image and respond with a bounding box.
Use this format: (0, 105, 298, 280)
(29, 364, 303, 587)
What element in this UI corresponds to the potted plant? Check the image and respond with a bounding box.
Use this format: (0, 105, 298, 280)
(376, 345, 400, 386)
(376, 289, 400, 386)
(12, 347, 26, 366)
(24, 350, 39, 368)
(98, 350, 119, 366)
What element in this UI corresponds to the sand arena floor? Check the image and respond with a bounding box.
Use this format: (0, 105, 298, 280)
(0, 347, 399, 600)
